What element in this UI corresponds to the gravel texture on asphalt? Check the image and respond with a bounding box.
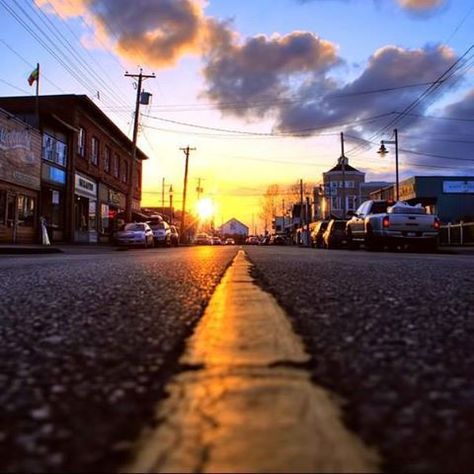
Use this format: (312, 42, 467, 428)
(0, 247, 237, 472)
(246, 246, 474, 474)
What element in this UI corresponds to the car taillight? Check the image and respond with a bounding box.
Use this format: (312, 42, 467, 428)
(383, 216, 390, 228)
(433, 218, 441, 230)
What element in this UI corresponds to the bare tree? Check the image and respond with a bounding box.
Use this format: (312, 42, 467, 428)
(259, 184, 281, 233)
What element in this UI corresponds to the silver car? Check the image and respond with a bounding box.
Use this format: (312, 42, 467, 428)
(115, 223, 155, 248)
(149, 221, 171, 246)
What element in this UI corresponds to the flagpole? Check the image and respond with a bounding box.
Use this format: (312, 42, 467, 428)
(35, 62, 40, 128)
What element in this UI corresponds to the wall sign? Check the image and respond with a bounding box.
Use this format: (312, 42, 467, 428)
(75, 173, 97, 199)
(443, 181, 474, 194)
(0, 113, 41, 190)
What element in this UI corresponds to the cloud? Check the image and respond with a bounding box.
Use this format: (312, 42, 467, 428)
(202, 29, 341, 118)
(295, 0, 448, 14)
(398, 0, 445, 11)
(35, 0, 209, 67)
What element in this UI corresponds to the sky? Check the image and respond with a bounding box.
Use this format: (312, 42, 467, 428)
(0, 0, 473, 229)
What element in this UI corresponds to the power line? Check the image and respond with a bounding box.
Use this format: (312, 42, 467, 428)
(142, 112, 395, 137)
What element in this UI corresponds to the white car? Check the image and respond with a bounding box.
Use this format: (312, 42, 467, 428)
(115, 223, 155, 248)
(347, 201, 440, 251)
(148, 221, 171, 246)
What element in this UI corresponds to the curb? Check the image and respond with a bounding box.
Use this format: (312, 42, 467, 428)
(0, 247, 64, 255)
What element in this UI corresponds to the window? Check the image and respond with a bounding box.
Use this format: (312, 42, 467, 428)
(121, 160, 128, 183)
(78, 128, 86, 157)
(17, 195, 35, 227)
(347, 196, 357, 211)
(113, 154, 120, 179)
(0, 190, 6, 224)
(42, 134, 67, 167)
(331, 196, 340, 210)
(91, 137, 99, 166)
(104, 146, 111, 173)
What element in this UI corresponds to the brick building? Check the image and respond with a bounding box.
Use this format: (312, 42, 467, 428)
(0, 95, 149, 243)
(0, 107, 42, 244)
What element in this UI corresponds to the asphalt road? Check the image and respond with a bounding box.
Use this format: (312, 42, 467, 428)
(1, 246, 473, 473)
(0, 247, 238, 472)
(246, 246, 474, 473)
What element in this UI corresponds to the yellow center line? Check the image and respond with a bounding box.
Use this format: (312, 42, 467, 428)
(124, 250, 379, 473)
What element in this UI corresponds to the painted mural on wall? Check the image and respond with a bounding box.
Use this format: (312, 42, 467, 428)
(0, 111, 41, 190)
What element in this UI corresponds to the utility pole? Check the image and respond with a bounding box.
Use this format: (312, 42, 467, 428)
(196, 178, 205, 201)
(180, 146, 196, 244)
(340, 132, 348, 219)
(299, 179, 304, 245)
(306, 196, 311, 247)
(124, 68, 156, 222)
(161, 178, 166, 210)
(169, 185, 174, 225)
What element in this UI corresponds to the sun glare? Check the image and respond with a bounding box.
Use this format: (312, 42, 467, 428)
(196, 198, 216, 221)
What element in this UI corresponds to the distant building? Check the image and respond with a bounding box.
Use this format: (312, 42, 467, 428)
(370, 176, 474, 223)
(314, 157, 392, 220)
(220, 218, 249, 238)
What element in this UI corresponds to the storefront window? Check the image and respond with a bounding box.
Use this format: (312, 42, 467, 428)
(101, 204, 109, 234)
(0, 191, 5, 225)
(89, 200, 97, 231)
(17, 195, 35, 227)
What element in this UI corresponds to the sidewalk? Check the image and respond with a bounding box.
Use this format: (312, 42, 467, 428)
(0, 243, 118, 256)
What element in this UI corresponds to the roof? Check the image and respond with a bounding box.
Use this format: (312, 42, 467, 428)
(327, 163, 362, 173)
(221, 218, 249, 230)
(0, 94, 149, 160)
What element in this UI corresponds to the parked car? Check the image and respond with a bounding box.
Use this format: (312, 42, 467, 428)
(212, 236, 223, 245)
(169, 226, 180, 247)
(322, 220, 349, 249)
(148, 220, 171, 246)
(115, 223, 155, 248)
(260, 236, 271, 246)
(310, 221, 329, 248)
(195, 233, 212, 245)
(247, 236, 260, 245)
(270, 235, 288, 246)
(225, 238, 236, 245)
(346, 200, 440, 251)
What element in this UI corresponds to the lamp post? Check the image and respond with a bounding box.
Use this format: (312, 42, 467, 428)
(378, 129, 400, 201)
(169, 185, 174, 225)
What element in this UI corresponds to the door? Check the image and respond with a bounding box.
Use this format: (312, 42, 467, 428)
(6, 193, 18, 244)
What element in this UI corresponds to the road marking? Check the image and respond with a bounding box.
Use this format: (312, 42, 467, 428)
(125, 250, 379, 473)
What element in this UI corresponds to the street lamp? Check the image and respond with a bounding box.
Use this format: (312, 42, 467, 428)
(169, 185, 174, 225)
(378, 129, 400, 201)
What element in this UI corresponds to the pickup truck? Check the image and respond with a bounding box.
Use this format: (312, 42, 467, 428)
(346, 200, 440, 251)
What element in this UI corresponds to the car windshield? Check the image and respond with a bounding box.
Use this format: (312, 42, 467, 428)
(334, 221, 347, 230)
(150, 223, 166, 230)
(124, 224, 145, 232)
(371, 202, 389, 214)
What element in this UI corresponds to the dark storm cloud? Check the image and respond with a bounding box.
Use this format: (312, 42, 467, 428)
(202, 29, 341, 118)
(399, 89, 474, 172)
(274, 44, 457, 134)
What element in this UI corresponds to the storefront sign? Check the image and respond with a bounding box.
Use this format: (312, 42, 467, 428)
(75, 173, 97, 199)
(109, 189, 125, 207)
(0, 112, 41, 190)
(443, 181, 474, 194)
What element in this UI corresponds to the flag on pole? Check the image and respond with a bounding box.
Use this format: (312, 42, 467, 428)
(28, 66, 39, 86)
